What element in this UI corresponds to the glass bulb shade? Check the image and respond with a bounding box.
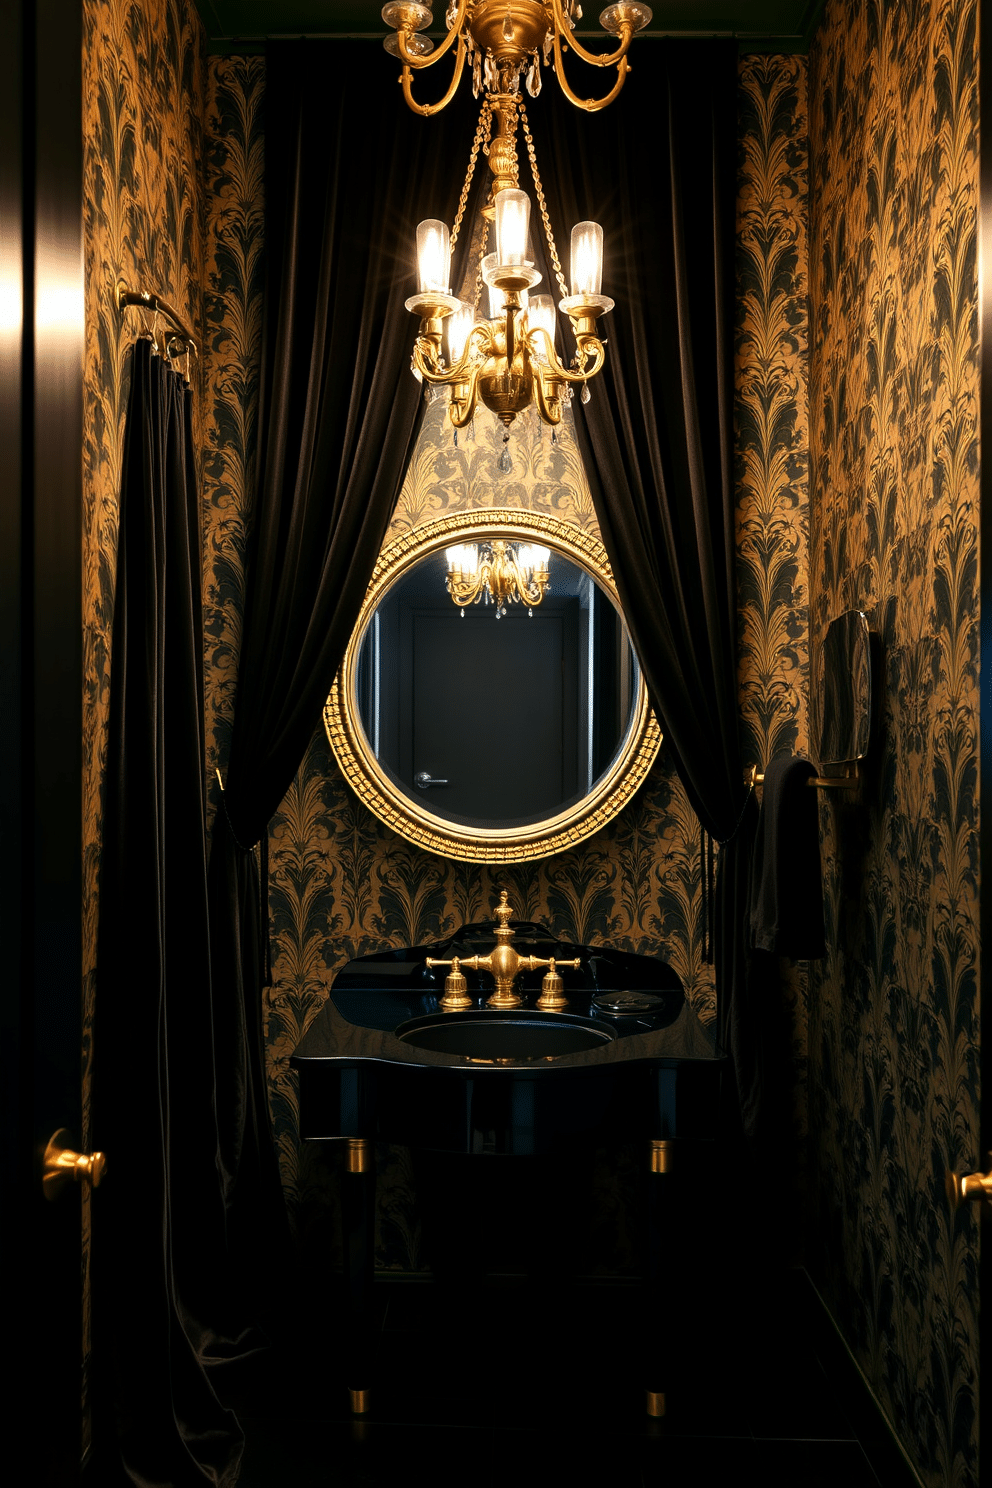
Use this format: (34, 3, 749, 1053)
(527, 294, 556, 362)
(446, 304, 475, 364)
(570, 220, 604, 297)
(495, 189, 531, 267)
(383, 31, 434, 55)
(516, 543, 550, 573)
(446, 543, 479, 574)
(417, 219, 451, 295)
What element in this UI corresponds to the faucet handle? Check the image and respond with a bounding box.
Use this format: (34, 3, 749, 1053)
(427, 955, 474, 1011)
(535, 955, 582, 1012)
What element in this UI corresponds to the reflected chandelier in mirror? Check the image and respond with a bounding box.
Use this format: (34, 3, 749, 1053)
(325, 510, 662, 861)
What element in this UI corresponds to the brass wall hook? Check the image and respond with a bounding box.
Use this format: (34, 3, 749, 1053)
(946, 1153, 992, 1210)
(42, 1129, 106, 1201)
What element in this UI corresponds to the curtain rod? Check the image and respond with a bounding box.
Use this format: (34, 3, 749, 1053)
(115, 278, 198, 358)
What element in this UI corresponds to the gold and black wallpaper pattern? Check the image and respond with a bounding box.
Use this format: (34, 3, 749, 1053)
(735, 52, 811, 1221)
(80, 17, 981, 1479)
(807, 4, 980, 1487)
(82, 0, 208, 1444)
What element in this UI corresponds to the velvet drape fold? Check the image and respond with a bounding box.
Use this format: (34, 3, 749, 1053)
(531, 41, 745, 845)
(95, 341, 252, 1487)
(532, 45, 751, 1102)
(206, 39, 480, 1287)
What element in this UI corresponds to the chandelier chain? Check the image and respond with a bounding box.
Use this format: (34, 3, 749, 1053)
(518, 101, 569, 304)
(450, 99, 493, 253)
(472, 218, 491, 312)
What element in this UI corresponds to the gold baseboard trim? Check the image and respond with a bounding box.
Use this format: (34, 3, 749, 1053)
(649, 1139, 675, 1173)
(646, 1390, 666, 1417)
(349, 1388, 372, 1415)
(345, 1138, 373, 1174)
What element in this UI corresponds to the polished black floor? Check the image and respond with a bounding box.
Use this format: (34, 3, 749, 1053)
(232, 1268, 918, 1488)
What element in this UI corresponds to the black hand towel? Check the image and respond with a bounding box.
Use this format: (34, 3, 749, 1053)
(748, 754, 825, 959)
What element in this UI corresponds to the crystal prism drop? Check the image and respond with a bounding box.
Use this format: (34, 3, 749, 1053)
(453, 428, 458, 447)
(551, 429, 557, 445)
(528, 607, 533, 617)
(580, 383, 591, 404)
(460, 607, 465, 617)
(497, 445, 512, 475)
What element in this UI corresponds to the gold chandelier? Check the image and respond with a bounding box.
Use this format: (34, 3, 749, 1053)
(445, 538, 551, 616)
(382, 0, 652, 449)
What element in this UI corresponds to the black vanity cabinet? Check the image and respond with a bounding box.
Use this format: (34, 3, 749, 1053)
(290, 925, 725, 1415)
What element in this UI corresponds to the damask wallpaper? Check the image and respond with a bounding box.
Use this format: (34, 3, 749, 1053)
(806, 4, 980, 1487)
(81, 0, 207, 1445)
(735, 52, 811, 1228)
(78, 10, 981, 1480)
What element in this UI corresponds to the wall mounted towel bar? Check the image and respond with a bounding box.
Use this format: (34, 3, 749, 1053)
(115, 277, 198, 358)
(745, 762, 860, 791)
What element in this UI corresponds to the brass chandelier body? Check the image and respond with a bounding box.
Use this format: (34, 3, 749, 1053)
(445, 538, 551, 615)
(383, 0, 652, 431)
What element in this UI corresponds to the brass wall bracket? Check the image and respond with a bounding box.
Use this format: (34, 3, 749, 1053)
(745, 760, 861, 791)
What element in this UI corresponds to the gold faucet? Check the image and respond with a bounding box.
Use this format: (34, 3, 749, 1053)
(427, 891, 581, 1011)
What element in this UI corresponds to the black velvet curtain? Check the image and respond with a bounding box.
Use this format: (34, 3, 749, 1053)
(532, 46, 752, 1111)
(531, 41, 746, 844)
(205, 40, 481, 1282)
(94, 341, 253, 1487)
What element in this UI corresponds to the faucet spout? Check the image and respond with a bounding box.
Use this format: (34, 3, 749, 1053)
(428, 892, 580, 1009)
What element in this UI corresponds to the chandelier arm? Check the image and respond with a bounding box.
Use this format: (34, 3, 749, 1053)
(400, 37, 468, 116)
(507, 554, 543, 602)
(530, 327, 605, 384)
(551, 30, 631, 112)
(449, 365, 483, 426)
(533, 368, 565, 425)
(395, 0, 470, 69)
(412, 338, 457, 382)
(440, 322, 496, 384)
(548, 0, 636, 69)
(449, 571, 486, 605)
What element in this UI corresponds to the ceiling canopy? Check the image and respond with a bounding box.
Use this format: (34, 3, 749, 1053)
(193, 1, 824, 54)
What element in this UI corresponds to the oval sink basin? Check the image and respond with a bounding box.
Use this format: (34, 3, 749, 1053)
(397, 1012, 615, 1061)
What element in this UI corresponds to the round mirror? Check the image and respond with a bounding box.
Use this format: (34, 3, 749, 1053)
(325, 510, 662, 861)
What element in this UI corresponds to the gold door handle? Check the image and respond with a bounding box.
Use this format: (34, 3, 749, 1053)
(946, 1153, 992, 1210)
(43, 1129, 107, 1201)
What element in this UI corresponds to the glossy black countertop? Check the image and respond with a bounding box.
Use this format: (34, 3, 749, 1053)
(290, 930, 724, 1152)
(291, 985, 719, 1075)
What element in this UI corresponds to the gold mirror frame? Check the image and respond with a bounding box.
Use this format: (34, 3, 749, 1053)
(324, 509, 663, 862)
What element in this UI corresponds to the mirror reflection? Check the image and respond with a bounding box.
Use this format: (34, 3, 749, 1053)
(353, 547, 641, 830)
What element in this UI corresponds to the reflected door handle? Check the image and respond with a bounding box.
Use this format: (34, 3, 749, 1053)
(415, 772, 449, 788)
(43, 1129, 107, 1201)
(946, 1153, 992, 1210)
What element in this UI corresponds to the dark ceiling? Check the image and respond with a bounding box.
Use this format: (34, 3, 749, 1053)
(193, 1, 825, 53)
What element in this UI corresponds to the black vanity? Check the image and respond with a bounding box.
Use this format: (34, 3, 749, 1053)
(291, 907, 725, 1416)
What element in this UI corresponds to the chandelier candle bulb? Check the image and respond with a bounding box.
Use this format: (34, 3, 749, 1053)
(446, 304, 476, 364)
(570, 221, 604, 298)
(527, 293, 557, 361)
(494, 189, 531, 267)
(416, 219, 452, 295)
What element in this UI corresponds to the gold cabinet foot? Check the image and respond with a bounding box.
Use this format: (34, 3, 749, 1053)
(645, 1390, 666, 1417)
(349, 1388, 371, 1415)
